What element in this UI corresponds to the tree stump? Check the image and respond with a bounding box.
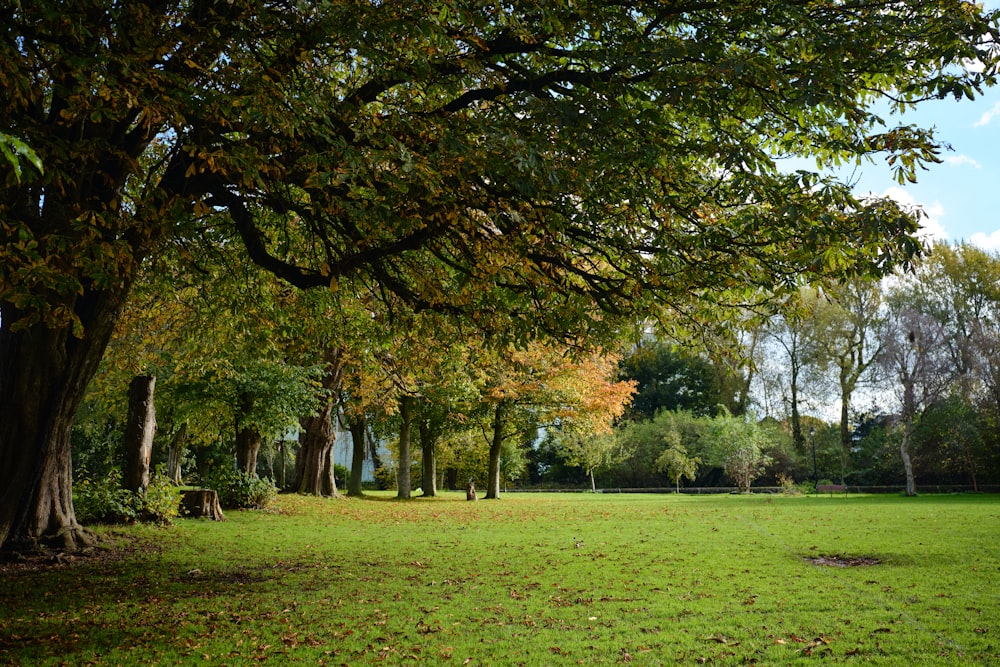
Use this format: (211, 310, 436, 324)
(181, 489, 226, 521)
(466, 480, 477, 501)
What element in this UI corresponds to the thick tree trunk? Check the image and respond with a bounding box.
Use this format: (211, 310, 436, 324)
(419, 420, 437, 497)
(181, 489, 225, 521)
(0, 290, 126, 553)
(485, 400, 509, 500)
(235, 392, 262, 475)
(297, 401, 339, 496)
(166, 422, 188, 485)
(297, 351, 346, 496)
(397, 396, 413, 499)
(123, 375, 157, 494)
(347, 416, 366, 496)
(235, 428, 262, 476)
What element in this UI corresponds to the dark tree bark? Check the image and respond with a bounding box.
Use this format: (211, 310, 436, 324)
(397, 395, 413, 499)
(297, 405, 338, 497)
(297, 350, 346, 496)
(234, 391, 262, 476)
(347, 415, 367, 496)
(181, 489, 226, 521)
(419, 420, 437, 497)
(485, 400, 509, 500)
(0, 290, 126, 553)
(123, 375, 157, 494)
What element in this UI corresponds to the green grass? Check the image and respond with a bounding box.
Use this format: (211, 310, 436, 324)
(1, 492, 997, 665)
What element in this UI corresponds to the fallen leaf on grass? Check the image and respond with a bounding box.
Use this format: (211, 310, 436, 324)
(704, 634, 739, 646)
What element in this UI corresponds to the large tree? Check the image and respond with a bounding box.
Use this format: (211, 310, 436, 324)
(2, 1, 998, 551)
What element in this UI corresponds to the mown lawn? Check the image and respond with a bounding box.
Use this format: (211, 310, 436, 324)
(1, 492, 997, 666)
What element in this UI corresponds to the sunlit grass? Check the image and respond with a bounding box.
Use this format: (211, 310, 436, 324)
(1, 492, 997, 665)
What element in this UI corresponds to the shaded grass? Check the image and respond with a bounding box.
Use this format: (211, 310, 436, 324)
(1, 492, 997, 665)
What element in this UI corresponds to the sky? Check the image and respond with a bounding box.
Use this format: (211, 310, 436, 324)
(832, 8, 1000, 251)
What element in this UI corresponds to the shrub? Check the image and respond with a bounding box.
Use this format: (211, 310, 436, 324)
(143, 469, 182, 523)
(74, 468, 180, 525)
(777, 473, 802, 496)
(333, 463, 350, 491)
(74, 469, 141, 525)
(204, 467, 277, 509)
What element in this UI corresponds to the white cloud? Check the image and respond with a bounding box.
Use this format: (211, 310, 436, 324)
(945, 154, 982, 169)
(881, 187, 948, 242)
(969, 229, 1000, 251)
(974, 101, 1000, 127)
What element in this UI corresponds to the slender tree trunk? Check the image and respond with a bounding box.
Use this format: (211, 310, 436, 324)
(166, 422, 188, 485)
(839, 388, 851, 484)
(901, 383, 917, 496)
(589, 469, 596, 492)
(347, 416, 366, 496)
(900, 425, 917, 496)
(419, 420, 437, 497)
(397, 396, 413, 499)
(0, 289, 126, 553)
(790, 361, 804, 454)
(123, 375, 157, 494)
(235, 391, 262, 475)
(485, 400, 509, 500)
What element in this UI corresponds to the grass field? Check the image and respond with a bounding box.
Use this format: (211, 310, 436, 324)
(1, 492, 997, 666)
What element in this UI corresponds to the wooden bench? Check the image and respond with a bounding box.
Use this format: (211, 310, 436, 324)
(816, 483, 847, 496)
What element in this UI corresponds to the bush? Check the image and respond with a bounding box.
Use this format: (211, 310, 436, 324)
(204, 467, 277, 509)
(74, 468, 180, 525)
(333, 463, 350, 491)
(143, 470, 182, 523)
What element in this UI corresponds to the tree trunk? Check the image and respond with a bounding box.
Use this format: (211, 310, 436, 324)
(839, 386, 851, 484)
(347, 416, 366, 496)
(123, 375, 157, 494)
(296, 349, 346, 495)
(790, 359, 804, 454)
(900, 422, 917, 496)
(589, 469, 596, 493)
(181, 489, 225, 521)
(166, 422, 188, 485)
(485, 400, 509, 500)
(297, 400, 339, 496)
(901, 382, 917, 496)
(419, 420, 436, 497)
(0, 289, 126, 553)
(397, 396, 413, 499)
(235, 391, 262, 476)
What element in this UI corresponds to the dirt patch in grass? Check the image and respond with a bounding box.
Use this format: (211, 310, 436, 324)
(805, 554, 882, 567)
(0, 532, 161, 575)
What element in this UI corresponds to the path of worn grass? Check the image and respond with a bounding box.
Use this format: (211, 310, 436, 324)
(1, 492, 997, 665)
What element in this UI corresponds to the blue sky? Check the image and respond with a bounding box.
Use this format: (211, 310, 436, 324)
(850, 88, 1000, 250)
(839, 7, 1000, 250)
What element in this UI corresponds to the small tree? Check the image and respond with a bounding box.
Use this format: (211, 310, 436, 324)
(710, 409, 773, 493)
(557, 431, 622, 492)
(655, 434, 701, 493)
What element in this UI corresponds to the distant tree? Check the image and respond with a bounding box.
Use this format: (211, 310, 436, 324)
(879, 300, 952, 496)
(655, 439, 701, 493)
(619, 340, 721, 420)
(709, 410, 773, 493)
(809, 278, 888, 480)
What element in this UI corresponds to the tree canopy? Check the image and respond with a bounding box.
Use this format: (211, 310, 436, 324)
(2, 0, 999, 551)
